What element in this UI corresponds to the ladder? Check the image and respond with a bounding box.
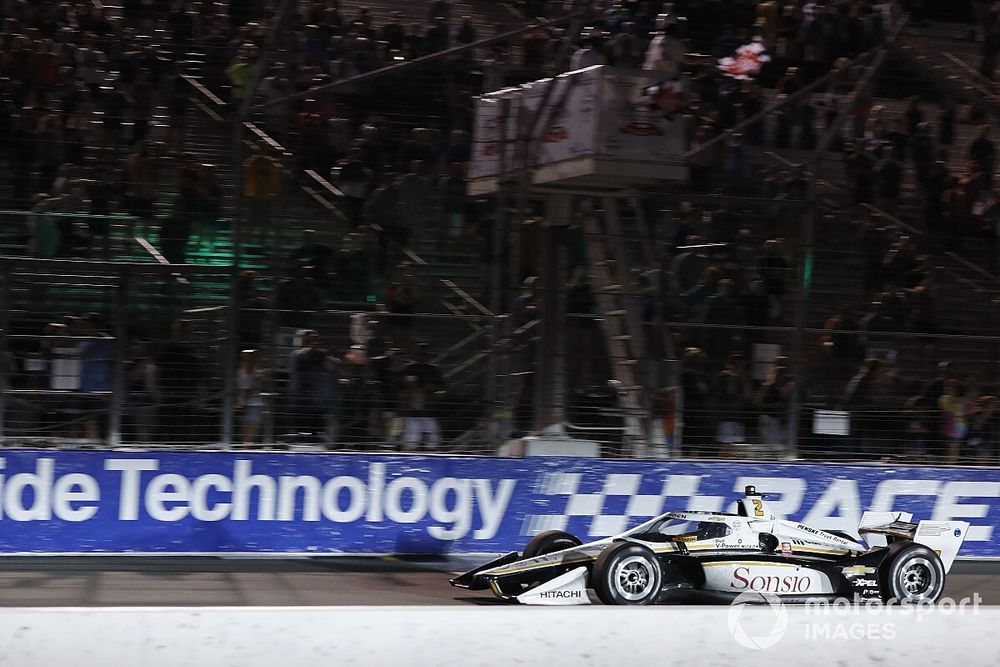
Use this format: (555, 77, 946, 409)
(582, 197, 651, 454)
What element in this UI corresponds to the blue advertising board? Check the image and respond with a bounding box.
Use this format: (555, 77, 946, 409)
(0, 450, 997, 557)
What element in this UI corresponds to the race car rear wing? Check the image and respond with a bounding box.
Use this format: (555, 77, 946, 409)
(859, 511, 916, 541)
(859, 511, 969, 572)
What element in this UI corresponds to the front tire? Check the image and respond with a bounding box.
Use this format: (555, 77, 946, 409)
(590, 542, 663, 605)
(522, 530, 582, 558)
(880, 543, 946, 604)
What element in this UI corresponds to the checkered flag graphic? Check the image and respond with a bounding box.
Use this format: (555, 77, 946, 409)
(523, 473, 727, 537)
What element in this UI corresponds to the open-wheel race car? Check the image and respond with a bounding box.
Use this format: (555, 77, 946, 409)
(451, 485, 969, 605)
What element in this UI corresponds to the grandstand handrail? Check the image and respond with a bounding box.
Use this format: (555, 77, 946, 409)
(134, 237, 189, 286)
(942, 266, 989, 294)
(256, 11, 588, 111)
(174, 73, 501, 321)
(858, 204, 924, 238)
(0, 257, 232, 275)
(765, 153, 1000, 290)
(940, 52, 1000, 107)
(302, 168, 496, 315)
(943, 251, 1000, 286)
(567, 313, 1000, 343)
(180, 74, 226, 108)
(686, 13, 909, 163)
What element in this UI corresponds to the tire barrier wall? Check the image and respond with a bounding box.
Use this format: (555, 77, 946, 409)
(0, 450, 997, 557)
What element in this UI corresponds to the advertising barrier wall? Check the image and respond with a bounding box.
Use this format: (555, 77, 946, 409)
(0, 450, 997, 557)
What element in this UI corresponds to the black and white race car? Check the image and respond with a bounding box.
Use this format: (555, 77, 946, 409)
(451, 485, 968, 605)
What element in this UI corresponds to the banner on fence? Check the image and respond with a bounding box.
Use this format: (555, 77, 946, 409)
(0, 451, 997, 557)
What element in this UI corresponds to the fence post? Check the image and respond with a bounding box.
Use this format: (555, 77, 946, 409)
(220, 281, 239, 448)
(484, 313, 498, 451)
(108, 267, 129, 447)
(0, 262, 9, 443)
(786, 188, 815, 459)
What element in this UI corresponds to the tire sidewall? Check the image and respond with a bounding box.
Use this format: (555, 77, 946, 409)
(591, 542, 663, 605)
(881, 543, 946, 604)
(522, 530, 583, 559)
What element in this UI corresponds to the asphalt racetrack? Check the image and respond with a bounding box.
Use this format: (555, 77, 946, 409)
(0, 558, 997, 607)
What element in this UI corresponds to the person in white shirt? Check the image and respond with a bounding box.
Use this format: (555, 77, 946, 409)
(643, 13, 685, 76)
(569, 29, 609, 71)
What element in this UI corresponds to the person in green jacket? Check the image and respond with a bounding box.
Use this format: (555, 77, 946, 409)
(226, 43, 258, 107)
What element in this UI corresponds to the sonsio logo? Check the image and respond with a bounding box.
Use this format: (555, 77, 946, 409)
(731, 566, 812, 593)
(727, 591, 788, 650)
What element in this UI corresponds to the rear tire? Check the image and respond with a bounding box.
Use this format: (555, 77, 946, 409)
(879, 542, 946, 604)
(522, 530, 582, 558)
(590, 542, 662, 605)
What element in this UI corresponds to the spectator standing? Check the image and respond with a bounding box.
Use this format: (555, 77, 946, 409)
(970, 125, 996, 188)
(715, 351, 752, 450)
(365, 172, 404, 270)
(124, 142, 160, 238)
(401, 343, 445, 451)
(337, 146, 370, 226)
(127, 342, 159, 444)
(643, 13, 685, 76)
(938, 100, 956, 147)
(161, 164, 198, 264)
(382, 12, 405, 52)
(226, 42, 258, 109)
(27, 194, 60, 258)
(101, 85, 130, 151)
(700, 278, 744, 363)
(756, 239, 789, 323)
(86, 166, 117, 259)
(242, 153, 282, 246)
(384, 265, 422, 351)
(757, 361, 793, 447)
(680, 346, 712, 455)
(440, 162, 468, 246)
(237, 349, 268, 444)
(570, 29, 609, 70)
(164, 64, 190, 155)
(397, 160, 434, 244)
(939, 379, 969, 465)
(877, 150, 903, 214)
(77, 313, 114, 442)
(966, 394, 997, 464)
(841, 358, 881, 457)
(155, 319, 205, 443)
(455, 15, 477, 49)
(980, 4, 999, 80)
(287, 330, 341, 447)
(130, 74, 154, 145)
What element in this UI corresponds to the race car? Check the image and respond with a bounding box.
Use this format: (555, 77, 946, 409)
(451, 485, 968, 605)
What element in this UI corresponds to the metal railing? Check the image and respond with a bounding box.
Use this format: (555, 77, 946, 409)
(2, 255, 999, 465)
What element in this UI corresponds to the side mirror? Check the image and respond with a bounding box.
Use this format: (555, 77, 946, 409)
(759, 533, 779, 553)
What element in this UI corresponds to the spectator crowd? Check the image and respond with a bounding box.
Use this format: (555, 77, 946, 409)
(0, 0, 998, 462)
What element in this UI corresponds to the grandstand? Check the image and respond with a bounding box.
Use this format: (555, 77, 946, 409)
(0, 0, 998, 465)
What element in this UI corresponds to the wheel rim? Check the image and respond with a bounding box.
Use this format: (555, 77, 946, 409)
(613, 555, 656, 601)
(899, 557, 937, 601)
